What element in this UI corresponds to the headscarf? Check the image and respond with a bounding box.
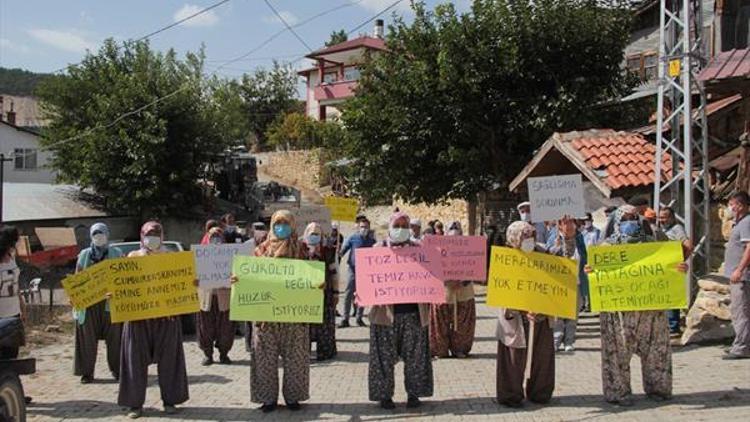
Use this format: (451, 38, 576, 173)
(505, 221, 535, 249)
(384, 211, 412, 247)
(303, 222, 322, 256)
(89, 222, 110, 262)
(200, 219, 221, 245)
(256, 210, 301, 258)
(448, 221, 463, 235)
(606, 204, 651, 244)
(140, 221, 164, 253)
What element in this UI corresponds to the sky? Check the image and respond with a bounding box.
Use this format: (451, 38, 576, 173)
(0, 0, 470, 78)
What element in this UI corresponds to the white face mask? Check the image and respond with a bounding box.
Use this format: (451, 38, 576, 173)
(520, 238, 536, 252)
(389, 227, 411, 244)
(92, 233, 108, 247)
(520, 212, 530, 222)
(143, 236, 161, 251)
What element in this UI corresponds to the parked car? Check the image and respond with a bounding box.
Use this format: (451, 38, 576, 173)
(109, 241, 195, 335)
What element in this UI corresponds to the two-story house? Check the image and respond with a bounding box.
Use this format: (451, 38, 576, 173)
(298, 20, 386, 121)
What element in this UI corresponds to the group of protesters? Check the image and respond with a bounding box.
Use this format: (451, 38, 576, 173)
(1, 190, 748, 417)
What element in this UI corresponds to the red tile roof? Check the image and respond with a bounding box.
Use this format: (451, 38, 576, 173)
(306, 36, 386, 59)
(699, 48, 750, 82)
(510, 129, 673, 197)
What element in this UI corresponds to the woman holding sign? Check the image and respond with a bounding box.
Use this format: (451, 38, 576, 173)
(368, 212, 433, 410)
(590, 205, 683, 406)
(196, 221, 234, 366)
(429, 221, 476, 358)
(246, 210, 310, 413)
(73, 223, 124, 384)
(118, 221, 189, 419)
(495, 221, 555, 408)
(303, 222, 338, 361)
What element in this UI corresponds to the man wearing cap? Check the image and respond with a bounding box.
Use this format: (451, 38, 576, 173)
(410, 218, 423, 242)
(517, 201, 548, 244)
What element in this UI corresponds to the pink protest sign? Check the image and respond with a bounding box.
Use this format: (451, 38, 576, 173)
(423, 235, 487, 281)
(355, 246, 445, 306)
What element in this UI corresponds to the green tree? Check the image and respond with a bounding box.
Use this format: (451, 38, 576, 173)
(37, 39, 233, 217)
(238, 62, 298, 150)
(326, 30, 348, 47)
(266, 111, 348, 151)
(0, 67, 53, 96)
(341, 0, 636, 204)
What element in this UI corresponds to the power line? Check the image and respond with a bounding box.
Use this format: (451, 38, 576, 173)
(263, 0, 313, 52)
(48, 0, 233, 74)
(41, 0, 403, 149)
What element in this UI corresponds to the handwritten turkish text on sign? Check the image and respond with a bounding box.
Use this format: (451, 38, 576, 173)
(229, 257, 325, 323)
(324, 196, 358, 222)
(62, 261, 112, 310)
(423, 235, 487, 282)
(108, 252, 199, 323)
(355, 246, 445, 306)
(527, 174, 586, 222)
(487, 246, 578, 319)
(193, 243, 253, 289)
(588, 241, 686, 312)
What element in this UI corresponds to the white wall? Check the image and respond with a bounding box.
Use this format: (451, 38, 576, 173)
(0, 122, 55, 183)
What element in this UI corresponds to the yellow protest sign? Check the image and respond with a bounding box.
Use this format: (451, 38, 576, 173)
(588, 241, 686, 312)
(324, 196, 358, 222)
(62, 261, 112, 310)
(487, 246, 578, 319)
(108, 251, 199, 323)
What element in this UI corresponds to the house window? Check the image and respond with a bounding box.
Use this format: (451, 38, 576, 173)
(626, 55, 642, 78)
(344, 67, 361, 81)
(643, 52, 658, 80)
(14, 148, 37, 170)
(323, 71, 337, 84)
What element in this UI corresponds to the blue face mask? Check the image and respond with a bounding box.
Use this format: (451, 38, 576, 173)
(273, 223, 292, 240)
(306, 234, 321, 246)
(619, 220, 640, 236)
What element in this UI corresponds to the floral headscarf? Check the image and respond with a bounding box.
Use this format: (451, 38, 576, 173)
(139, 221, 163, 252)
(256, 210, 301, 258)
(505, 221, 535, 249)
(606, 204, 652, 244)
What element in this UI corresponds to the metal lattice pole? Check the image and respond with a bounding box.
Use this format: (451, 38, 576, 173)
(653, 0, 710, 302)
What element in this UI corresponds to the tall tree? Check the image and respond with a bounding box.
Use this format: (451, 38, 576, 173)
(341, 0, 636, 204)
(326, 30, 349, 46)
(238, 62, 298, 150)
(37, 39, 233, 216)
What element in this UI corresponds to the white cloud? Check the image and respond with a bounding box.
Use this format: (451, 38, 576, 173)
(27, 29, 96, 53)
(358, 0, 412, 14)
(174, 4, 220, 27)
(263, 10, 299, 26)
(0, 38, 31, 54)
(79, 11, 94, 24)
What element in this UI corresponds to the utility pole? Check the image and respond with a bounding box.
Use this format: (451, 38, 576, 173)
(653, 0, 710, 302)
(0, 152, 14, 223)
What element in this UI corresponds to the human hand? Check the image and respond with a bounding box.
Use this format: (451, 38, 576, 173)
(676, 262, 689, 273)
(230, 274, 239, 284)
(193, 279, 200, 287)
(584, 265, 594, 274)
(526, 312, 536, 322)
(730, 268, 743, 284)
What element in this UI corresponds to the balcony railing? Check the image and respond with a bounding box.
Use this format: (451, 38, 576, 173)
(313, 80, 357, 102)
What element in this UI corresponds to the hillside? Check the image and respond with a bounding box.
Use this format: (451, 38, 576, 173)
(0, 67, 52, 96)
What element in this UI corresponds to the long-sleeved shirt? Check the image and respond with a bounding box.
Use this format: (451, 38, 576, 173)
(340, 232, 377, 269)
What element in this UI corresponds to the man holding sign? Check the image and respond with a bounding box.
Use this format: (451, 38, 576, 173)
(363, 212, 436, 410)
(70, 223, 124, 385)
(587, 205, 688, 406)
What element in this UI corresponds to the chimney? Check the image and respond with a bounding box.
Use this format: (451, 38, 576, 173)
(373, 19, 384, 39)
(6, 101, 16, 126)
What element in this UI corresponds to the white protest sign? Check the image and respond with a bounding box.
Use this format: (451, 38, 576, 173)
(192, 243, 254, 288)
(527, 174, 586, 222)
(294, 206, 332, 233)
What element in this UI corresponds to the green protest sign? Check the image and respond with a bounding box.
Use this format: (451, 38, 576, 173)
(229, 256, 325, 323)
